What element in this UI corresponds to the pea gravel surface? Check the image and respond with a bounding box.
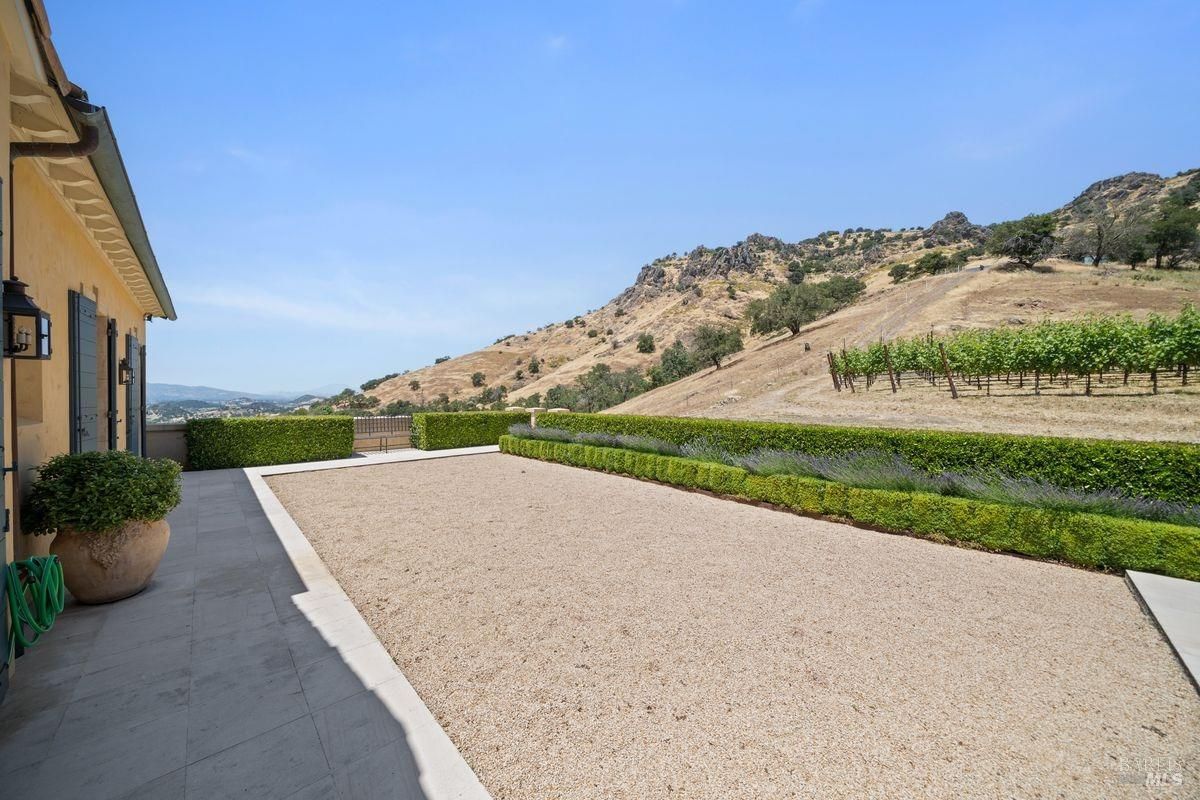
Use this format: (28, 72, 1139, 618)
(266, 453, 1200, 799)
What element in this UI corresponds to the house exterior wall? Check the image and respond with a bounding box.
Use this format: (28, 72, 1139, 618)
(1, 18, 12, 590)
(9, 157, 148, 559)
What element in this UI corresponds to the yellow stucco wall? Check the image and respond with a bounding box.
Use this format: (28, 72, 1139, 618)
(10, 158, 147, 559)
(1, 29, 11, 575)
(0, 3, 166, 688)
(0, 51, 149, 563)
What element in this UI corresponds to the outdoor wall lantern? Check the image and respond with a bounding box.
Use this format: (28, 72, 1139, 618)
(118, 357, 133, 385)
(3, 278, 51, 360)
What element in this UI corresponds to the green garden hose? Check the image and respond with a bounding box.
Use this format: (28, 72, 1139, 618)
(5, 555, 65, 650)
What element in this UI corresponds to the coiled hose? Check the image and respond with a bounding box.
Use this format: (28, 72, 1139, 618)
(5, 556, 65, 650)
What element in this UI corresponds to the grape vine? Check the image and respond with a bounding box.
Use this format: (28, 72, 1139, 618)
(830, 305, 1200, 395)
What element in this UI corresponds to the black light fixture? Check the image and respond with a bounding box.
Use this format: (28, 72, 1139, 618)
(3, 277, 51, 359)
(118, 357, 132, 385)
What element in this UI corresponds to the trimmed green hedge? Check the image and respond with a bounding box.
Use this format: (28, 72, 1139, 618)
(501, 435, 1200, 581)
(539, 412, 1200, 504)
(412, 411, 530, 450)
(186, 416, 354, 470)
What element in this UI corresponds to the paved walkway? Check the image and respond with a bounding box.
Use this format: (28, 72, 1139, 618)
(0, 447, 497, 799)
(1127, 570, 1200, 691)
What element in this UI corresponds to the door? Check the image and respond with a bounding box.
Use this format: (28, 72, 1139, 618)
(125, 334, 142, 455)
(68, 291, 99, 453)
(139, 343, 147, 457)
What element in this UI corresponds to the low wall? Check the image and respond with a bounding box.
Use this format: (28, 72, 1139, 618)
(146, 423, 188, 467)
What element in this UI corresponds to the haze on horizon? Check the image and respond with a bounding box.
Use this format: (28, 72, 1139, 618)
(48, 0, 1200, 392)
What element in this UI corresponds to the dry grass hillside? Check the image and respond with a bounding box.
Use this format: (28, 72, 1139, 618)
(611, 260, 1200, 442)
(367, 228, 981, 407)
(365, 169, 1200, 440)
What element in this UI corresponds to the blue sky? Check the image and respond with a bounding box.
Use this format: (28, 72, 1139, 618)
(49, 0, 1200, 394)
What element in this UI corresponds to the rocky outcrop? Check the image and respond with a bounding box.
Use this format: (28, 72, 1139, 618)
(1064, 172, 1165, 218)
(924, 212, 988, 247)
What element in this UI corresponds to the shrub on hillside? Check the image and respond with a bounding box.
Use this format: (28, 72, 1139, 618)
(987, 213, 1058, 269)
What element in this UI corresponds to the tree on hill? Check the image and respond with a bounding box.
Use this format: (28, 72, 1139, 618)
(528, 356, 540, 374)
(545, 384, 581, 410)
(1063, 201, 1150, 268)
(360, 373, 399, 392)
(1147, 191, 1200, 269)
(786, 261, 808, 284)
(636, 333, 656, 353)
(912, 251, 952, 277)
(986, 213, 1058, 269)
(748, 284, 832, 336)
(470, 371, 485, 387)
(434, 356, 450, 364)
(649, 339, 698, 387)
(572, 364, 648, 411)
(691, 324, 743, 369)
(747, 276, 865, 336)
(408, 380, 420, 391)
(1114, 236, 1149, 270)
(821, 275, 866, 305)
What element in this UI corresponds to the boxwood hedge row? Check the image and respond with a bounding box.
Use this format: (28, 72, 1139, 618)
(500, 435, 1200, 581)
(186, 416, 354, 470)
(538, 412, 1200, 504)
(412, 411, 530, 450)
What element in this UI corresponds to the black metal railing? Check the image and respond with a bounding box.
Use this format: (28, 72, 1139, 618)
(353, 415, 412, 437)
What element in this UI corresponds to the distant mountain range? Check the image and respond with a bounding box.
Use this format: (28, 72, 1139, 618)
(147, 383, 343, 405)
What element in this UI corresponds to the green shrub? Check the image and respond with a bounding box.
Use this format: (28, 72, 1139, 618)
(412, 411, 530, 450)
(500, 435, 1200, 580)
(24, 451, 182, 534)
(537, 413, 1200, 504)
(186, 416, 353, 470)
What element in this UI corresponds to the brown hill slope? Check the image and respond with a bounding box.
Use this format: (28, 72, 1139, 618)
(609, 259, 1200, 442)
(365, 169, 1199, 440)
(366, 228, 944, 407)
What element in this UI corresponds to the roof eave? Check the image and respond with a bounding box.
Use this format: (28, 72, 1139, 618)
(63, 97, 176, 320)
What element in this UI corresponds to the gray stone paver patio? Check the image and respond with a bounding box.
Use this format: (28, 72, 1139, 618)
(0, 447, 497, 799)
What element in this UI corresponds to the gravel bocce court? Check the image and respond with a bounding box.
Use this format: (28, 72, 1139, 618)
(266, 452, 1200, 799)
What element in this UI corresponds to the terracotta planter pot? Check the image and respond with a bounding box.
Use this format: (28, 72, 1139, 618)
(50, 520, 171, 604)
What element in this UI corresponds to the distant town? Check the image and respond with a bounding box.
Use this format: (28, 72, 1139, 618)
(145, 383, 333, 423)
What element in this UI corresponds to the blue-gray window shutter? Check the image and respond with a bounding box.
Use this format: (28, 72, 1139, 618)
(69, 291, 99, 453)
(107, 319, 119, 450)
(125, 333, 142, 454)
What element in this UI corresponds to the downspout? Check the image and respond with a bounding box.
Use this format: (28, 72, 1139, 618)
(6, 93, 101, 550)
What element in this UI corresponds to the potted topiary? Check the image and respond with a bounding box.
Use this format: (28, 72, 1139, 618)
(24, 450, 182, 604)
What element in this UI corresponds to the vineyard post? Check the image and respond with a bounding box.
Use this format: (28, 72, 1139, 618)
(826, 352, 841, 392)
(938, 343, 958, 399)
(840, 344, 856, 392)
(883, 344, 898, 393)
